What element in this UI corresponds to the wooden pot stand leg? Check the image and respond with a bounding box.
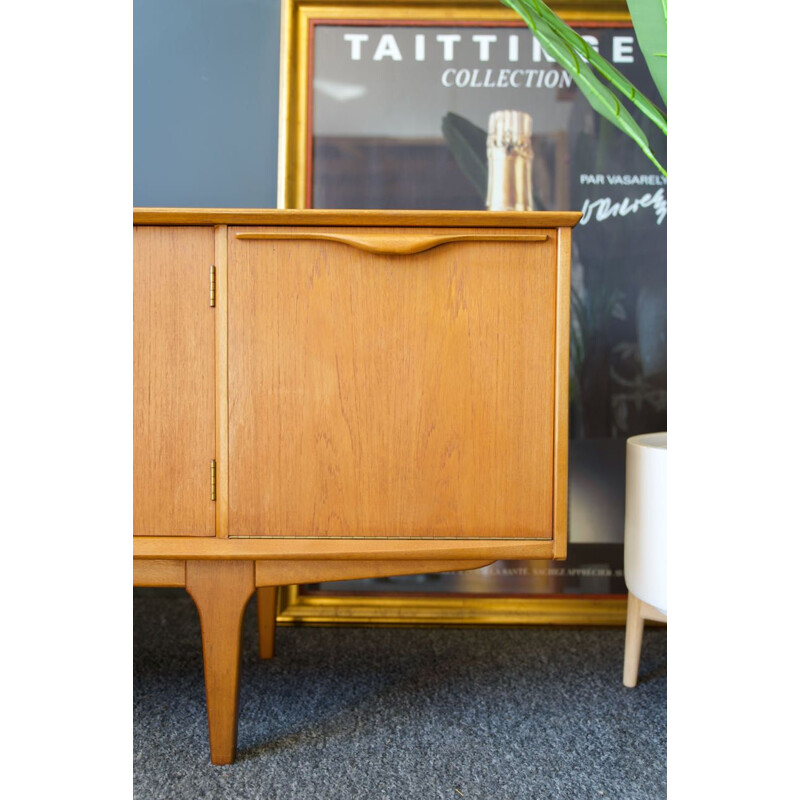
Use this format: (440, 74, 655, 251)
(622, 591, 667, 688)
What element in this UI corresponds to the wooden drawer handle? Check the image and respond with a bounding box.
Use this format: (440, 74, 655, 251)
(235, 231, 548, 256)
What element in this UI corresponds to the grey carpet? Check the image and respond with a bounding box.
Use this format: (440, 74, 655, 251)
(133, 589, 666, 800)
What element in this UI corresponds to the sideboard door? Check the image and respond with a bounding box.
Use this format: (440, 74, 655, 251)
(227, 225, 558, 541)
(133, 226, 216, 536)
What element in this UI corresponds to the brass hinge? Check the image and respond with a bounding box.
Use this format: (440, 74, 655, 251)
(209, 264, 216, 307)
(210, 459, 217, 501)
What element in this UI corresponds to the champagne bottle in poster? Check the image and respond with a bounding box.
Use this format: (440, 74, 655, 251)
(485, 110, 534, 211)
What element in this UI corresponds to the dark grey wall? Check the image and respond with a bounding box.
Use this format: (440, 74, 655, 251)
(133, 0, 282, 207)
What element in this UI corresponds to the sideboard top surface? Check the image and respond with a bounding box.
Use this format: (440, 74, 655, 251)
(133, 208, 582, 228)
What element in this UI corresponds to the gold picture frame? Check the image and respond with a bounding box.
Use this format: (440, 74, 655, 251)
(278, 0, 630, 209)
(276, 0, 642, 627)
(276, 585, 628, 626)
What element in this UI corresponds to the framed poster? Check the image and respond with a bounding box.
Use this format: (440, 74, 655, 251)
(276, 0, 666, 625)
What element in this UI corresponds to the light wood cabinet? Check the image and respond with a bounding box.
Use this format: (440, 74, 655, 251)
(133, 208, 580, 763)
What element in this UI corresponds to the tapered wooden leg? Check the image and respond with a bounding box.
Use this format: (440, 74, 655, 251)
(256, 586, 278, 660)
(185, 560, 255, 765)
(623, 591, 645, 688)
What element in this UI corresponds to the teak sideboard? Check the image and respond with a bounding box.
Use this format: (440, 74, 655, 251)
(133, 208, 580, 764)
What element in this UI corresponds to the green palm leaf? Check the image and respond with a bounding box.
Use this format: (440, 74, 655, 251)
(627, 0, 667, 105)
(519, 0, 665, 135)
(500, 0, 666, 176)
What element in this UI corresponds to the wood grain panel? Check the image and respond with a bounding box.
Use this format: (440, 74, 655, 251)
(134, 535, 556, 561)
(133, 226, 216, 536)
(133, 208, 582, 229)
(228, 226, 557, 539)
(254, 558, 492, 586)
(132, 559, 186, 587)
